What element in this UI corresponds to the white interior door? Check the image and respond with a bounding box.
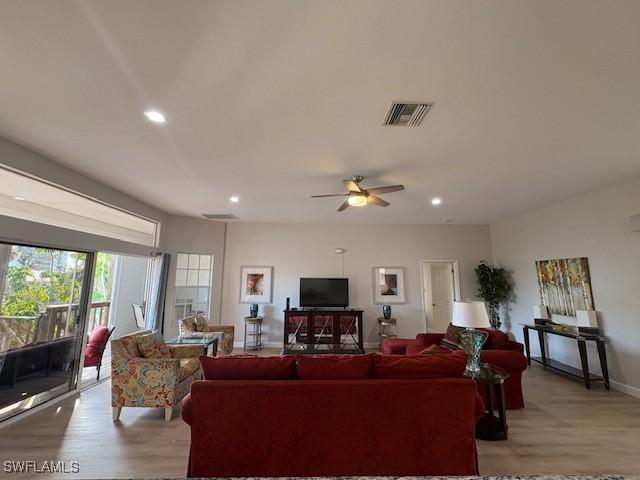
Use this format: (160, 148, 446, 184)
(423, 262, 456, 332)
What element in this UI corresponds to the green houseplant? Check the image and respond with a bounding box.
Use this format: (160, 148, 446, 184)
(474, 261, 512, 330)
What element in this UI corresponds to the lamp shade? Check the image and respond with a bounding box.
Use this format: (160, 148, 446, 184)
(533, 304, 549, 320)
(452, 301, 491, 329)
(576, 310, 598, 328)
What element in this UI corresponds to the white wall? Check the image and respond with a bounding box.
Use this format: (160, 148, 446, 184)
(109, 255, 148, 339)
(221, 223, 492, 347)
(0, 136, 166, 256)
(162, 216, 227, 339)
(491, 176, 640, 396)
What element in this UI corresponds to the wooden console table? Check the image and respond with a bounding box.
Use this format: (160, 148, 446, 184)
(283, 309, 364, 354)
(522, 323, 609, 390)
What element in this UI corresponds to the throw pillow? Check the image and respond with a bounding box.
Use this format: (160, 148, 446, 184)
(194, 315, 208, 331)
(179, 316, 197, 336)
(137, 331, 172, 358)
(405, 343, 428, 356)
(420, 344, 451, 355)
(373, 353, 465, 379)
(200, 355, 296, 380)
(440, 323, 465, 350)
(295, 354, 373, 379)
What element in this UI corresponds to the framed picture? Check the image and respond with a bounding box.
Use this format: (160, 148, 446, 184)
(535, 257, 594, 316)
(372, 267, 406, 304)
(240, 266, 273, 304)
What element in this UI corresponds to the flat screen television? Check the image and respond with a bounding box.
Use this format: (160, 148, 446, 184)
(299, 278, 349, 308)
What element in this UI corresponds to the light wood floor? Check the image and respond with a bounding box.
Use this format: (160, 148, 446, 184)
(1, 348, 639, 478)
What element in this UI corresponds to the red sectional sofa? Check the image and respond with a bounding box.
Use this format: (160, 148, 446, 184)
(182, 354, 483, 477)
(383, 332, 528, 409)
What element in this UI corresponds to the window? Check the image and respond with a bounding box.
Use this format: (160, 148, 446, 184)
(0, 165, 160, 247)
(174, 253, 213, 323)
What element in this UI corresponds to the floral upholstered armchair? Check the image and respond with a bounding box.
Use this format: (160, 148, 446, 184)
(178, 314, 234, 355)
(111, 330, 203, 421)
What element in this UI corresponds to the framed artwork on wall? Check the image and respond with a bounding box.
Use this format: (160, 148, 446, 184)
(372, 266, 406, 304)
(535, 257, 594, 316)
(240, 266, 273, 304)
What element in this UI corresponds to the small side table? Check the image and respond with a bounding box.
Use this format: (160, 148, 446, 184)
(377, 317, 398, 351)
(167, 332, 222, 357)
(244, 316, 263, 351)
(465, 363, 509, 441)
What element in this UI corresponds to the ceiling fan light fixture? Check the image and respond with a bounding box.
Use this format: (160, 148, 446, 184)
(347, 193, 368, 207)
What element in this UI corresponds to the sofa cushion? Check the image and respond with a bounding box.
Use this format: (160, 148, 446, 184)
(200, 355, 296, 380)
(440, 324, 465, 350)
(137, 331, 172, 358)
(484, 329, 511, 350)
(295, 354, 373, 379)
(179, 358, 201, 380)
(373, 353, 466, 379)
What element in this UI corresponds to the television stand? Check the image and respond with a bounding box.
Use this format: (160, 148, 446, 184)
(283, 309, 364, 354)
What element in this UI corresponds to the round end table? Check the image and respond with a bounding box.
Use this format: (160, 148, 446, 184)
(465, 362, 510, 441)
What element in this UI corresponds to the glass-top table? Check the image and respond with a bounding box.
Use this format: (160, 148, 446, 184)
(167, 332, 223, 357)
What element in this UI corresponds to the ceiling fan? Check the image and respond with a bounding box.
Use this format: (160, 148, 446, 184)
(311, 176, 405, 211)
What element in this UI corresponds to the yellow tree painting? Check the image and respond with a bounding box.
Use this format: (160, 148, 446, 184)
(535, 258, 594, 316)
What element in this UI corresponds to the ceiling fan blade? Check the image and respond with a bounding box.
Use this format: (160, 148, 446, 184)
(367, 195, 390, 207)
(310, 193, 349, 198)
(337, 200, 350, 211)
(343, 179, 362, 192)
(366, 185, 405, 195)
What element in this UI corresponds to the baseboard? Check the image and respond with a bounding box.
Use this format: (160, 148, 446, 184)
(610, 379, 640, 399)
(233, 341, 281, 349)
(233, 341, 380, 350)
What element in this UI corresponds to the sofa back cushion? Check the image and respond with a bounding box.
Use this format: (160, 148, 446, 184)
(201, 355, 296, 380)
(484, 329, 511, 350)
(295, 354, 373, 379)
(373, 353, 465, 379)
(137, 331, 172, 358)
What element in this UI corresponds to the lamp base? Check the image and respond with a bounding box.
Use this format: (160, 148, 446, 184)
(459, 328, 488, 376)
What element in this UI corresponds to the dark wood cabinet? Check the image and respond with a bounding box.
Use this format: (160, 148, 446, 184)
(283, 309, 364, 354)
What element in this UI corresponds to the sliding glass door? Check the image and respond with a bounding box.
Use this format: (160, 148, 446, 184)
(0, 242, 94, 421)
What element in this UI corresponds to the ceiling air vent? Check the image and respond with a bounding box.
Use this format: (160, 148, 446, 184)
(383, 102, 432, 126)
(202, 213, 238, 220)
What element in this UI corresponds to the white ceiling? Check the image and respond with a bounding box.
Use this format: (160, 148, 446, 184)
(1, 0, 639, 224)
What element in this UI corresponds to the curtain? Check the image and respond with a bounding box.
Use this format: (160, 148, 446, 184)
(144, 254, 171, 333)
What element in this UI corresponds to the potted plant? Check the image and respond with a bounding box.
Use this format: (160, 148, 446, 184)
(474, 261, 512, 330)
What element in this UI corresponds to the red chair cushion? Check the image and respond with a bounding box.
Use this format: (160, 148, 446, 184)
(200, 355, 296, 380)
(373, 353, 466, 379)
(84, 325, 109, 364)
(295, 354, 373, 379)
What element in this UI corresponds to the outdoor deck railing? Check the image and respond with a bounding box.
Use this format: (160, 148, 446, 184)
(0, 301, 110, 353)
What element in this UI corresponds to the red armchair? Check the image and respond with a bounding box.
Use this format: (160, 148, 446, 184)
(383, 332, 527, 409)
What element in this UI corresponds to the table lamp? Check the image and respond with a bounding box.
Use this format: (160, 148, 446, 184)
(452, 301, 491, 375)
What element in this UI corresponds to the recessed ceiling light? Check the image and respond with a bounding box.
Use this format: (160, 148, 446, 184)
(143, 110, 167, 124)
(431, 197, 442, 206)
(229, 196, 240, 203)
(13, 196, 25, 201)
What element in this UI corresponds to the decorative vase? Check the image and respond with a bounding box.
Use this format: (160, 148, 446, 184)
(459, 328, 488, 375)
(249, 304, 259, 318)
(382, 305, 391, 320)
